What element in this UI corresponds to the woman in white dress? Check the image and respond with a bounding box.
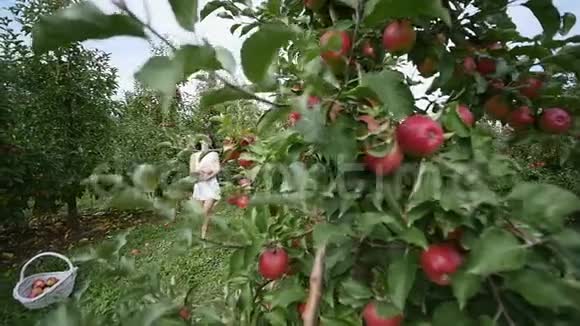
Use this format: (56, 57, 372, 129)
(190, 139, 221, 239)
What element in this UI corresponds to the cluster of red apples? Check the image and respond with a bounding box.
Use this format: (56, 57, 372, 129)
(230, 4, 574, 324)
(257, 232, 464, 325)
(223, 135, 256, 208)
(27, 277, 59, 299)
(285, 15, 573, 179)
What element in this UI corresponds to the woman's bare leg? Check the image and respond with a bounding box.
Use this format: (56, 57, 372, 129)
(200, 198, 216, 239)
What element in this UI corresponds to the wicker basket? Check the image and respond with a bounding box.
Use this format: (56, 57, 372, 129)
(12, 252, 78, 310)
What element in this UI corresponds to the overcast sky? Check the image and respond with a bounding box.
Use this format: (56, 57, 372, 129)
(1, 0, 579, 97)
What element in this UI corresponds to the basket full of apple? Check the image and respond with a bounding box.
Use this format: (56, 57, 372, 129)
(12, 252, 78, 309)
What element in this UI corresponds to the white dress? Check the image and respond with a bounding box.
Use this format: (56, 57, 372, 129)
(191, 151, 221, 201)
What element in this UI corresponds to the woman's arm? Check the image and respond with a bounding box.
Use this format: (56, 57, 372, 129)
(201, 153, 221, 180)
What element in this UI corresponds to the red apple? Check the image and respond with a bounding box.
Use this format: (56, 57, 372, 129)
(507, 106, 535, 131)
(30, 287, 44, 298)
(239, 178, 251, 188)
(519, 77, 543, 99)
(457, 104, 475, 126)
(288, 111, 302, 126)
(236, 195, 250, 209)
(364, 144, 404, 176)
(258, 248, 289, 280)
(304, 0, 326, 11)
(421, 244, 463, 286)
(238, 158, 254, 168)
(382, 20, 416, 54)
(32, 279, 46, 289)
(240, 134, 256, 147)
(298, 302, 307, 318)
(320, 30, 352, 63)
(307, 95, 321, 108)
(362, 301, 403, 326)
(463, 57, 477, 74)
(396, 115, 444, 157)
(223, 150, 241, 162)
(179, 307, 191, 320)
(227, 196, 239, 205)
(476, 57, 496, 76)
(539, 108, 572, 134)
(418, 57, 438, 77)
(484, 95, 511, 121)
(46, 277, 59, 287)
(361, 39, 377, 59)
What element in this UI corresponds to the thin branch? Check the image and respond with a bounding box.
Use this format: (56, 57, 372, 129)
(253, 280, 274, 303)
(488, 278, 516, 326)
(303, 244, 327, 326)
(112, 3, 287, 109)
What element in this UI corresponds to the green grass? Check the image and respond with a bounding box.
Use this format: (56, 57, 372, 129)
(0, 207, 239, 325)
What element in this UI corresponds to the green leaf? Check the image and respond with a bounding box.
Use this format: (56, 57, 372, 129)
(295, 103, 327, 143)
(507, 182, 580, 231)
(32, 2, 145, 53)
(169, 0, 198, 31)
(438, 51, 456, 86)
(339, 278, 373, 302)
(177, 44, 222, 75)
(200, 0, 224, 20)
(407, 161, 442, 212)
(375, 302, 402, 319)
(230, 23, 241, 34)
(387, 253, 417, 310)
(560, 12, 576, 35)
(356, 212, 403, 235)
(524, 0, 561, 38)
(132, 164, 159, 192)
(270, 285, 306, 307)
(432, 302, 473, 326)
(241, 24, 296, 83)
(127, 301, 178, 326)
(215, 46, 236, 74)
(364, 0, 451, 27)
(506, 269, 580, 308)
(135, 56, 183, 95)
(359, 70, 414, 120)
(398, 227, 427, 249)
(229, 248, 246, 276)
(451, 270, 481, 309)
(136, 45, 221, 95)
(200, 86, 255, 107)
(543, 45, 580, 78)
(313, 222, 351, 247)
(257, 107, 292, 136)
(466, 228, 526, 275)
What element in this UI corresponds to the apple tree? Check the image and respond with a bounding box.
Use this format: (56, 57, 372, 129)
(1, 0, 118, 225)
(31, 0, 580, 325)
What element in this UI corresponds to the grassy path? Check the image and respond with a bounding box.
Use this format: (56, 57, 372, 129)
(0, 209, 234, 325)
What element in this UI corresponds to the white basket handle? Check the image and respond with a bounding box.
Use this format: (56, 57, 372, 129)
(19, 252, 75, 281)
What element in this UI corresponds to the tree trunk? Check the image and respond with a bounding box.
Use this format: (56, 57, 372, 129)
(66, 193, 79, 229)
